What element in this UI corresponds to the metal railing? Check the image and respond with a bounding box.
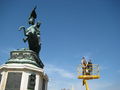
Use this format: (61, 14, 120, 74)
(77, 64, 100, 76)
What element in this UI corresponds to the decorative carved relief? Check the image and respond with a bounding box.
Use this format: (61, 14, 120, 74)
(10, 51, 37, 61)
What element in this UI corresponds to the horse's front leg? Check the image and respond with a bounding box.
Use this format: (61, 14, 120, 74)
(19, 26, 25, 31)
(23, 37, 28, 42)
(19, 26, 27, 36)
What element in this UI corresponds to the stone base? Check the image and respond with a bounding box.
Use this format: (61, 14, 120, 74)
(6, 49, 44, 68)
(0, 64, 48, 90)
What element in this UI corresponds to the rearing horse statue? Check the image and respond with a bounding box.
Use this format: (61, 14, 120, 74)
(19, 7, 41, 55)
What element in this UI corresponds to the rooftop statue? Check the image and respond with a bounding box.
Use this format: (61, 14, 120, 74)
(19, 7, 41, 55)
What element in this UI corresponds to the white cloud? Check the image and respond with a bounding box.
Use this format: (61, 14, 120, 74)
(45, 64, 77, 90)
(68, 81, 114, 90)
(45, 64, 119, 90)
(48, 79, 81, 90)
(45, 64, 75, 79)
(47, 79, 115, 90)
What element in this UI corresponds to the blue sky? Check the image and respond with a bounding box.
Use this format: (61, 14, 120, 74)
(0, 0, 120, 90)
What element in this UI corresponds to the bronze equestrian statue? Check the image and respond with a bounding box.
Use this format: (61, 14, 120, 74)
(19, 7, 41, 55)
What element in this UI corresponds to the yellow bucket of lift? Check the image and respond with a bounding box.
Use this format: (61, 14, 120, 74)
(78, 75, 100, 80)
(77, 64, 100, 80)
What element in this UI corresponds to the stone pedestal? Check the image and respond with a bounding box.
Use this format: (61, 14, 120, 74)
(6, 49, 44, 68)
(0, 49, 48, 90)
